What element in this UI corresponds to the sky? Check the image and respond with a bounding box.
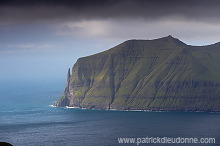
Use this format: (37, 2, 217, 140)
(1, 0, 220, 82)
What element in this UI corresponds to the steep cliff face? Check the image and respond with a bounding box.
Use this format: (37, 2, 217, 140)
(54, 36, 220, 111)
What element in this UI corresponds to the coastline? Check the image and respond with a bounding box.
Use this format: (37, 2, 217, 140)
(50, 105, 220, 113)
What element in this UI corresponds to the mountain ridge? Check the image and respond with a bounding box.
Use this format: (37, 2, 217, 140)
(54, 36, 220, 111)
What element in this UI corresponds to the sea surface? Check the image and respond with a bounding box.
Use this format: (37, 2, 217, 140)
(0, 79, 220, 146)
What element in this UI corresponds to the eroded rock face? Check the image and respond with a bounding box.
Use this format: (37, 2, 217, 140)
(54, 36, 220, 111)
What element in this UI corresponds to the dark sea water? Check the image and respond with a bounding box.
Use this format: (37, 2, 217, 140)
(0, 80, 220, 146)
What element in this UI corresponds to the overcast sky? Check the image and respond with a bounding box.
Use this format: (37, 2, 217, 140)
(1, 0, 220, 82)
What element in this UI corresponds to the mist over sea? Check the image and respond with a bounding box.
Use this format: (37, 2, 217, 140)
(0, 79, 219, 146)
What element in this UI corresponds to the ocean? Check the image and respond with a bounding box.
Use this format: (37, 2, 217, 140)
(0, 79, 219, 146)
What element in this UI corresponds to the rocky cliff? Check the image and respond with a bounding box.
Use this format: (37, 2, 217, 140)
(54, 36, 220, 111)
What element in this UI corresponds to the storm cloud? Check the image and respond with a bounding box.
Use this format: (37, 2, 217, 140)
(1, 0, 220, 45)
(1, 0, 220, 24)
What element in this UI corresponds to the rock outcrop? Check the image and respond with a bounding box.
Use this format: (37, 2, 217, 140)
(54, 36, 220, 111)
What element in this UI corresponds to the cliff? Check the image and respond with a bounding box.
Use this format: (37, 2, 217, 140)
(54, 36, 220, 111)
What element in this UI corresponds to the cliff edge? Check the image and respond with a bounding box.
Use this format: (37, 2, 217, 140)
(54, 36, 220, 111)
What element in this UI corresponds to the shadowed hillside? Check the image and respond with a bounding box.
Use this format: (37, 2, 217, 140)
(54, 36, 220, 111)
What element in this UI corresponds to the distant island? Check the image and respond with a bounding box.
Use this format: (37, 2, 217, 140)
(54, 36, 220, 112)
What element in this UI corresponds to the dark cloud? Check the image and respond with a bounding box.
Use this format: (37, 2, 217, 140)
(1, 0, 220, 46)
(1, 0, 220, 24)
(0, 0, 118, 7)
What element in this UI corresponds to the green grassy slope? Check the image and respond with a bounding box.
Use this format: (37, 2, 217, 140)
(54, 36, 220, 111)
